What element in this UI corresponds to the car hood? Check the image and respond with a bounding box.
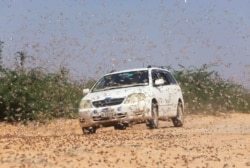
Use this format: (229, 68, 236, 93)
(82, 86, 149, 101)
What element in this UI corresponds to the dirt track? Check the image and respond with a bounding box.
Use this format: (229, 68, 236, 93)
(0, 113, 250, 168)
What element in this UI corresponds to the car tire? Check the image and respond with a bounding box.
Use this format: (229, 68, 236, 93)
(172, 102, 184, 127)
(82, 127, 96, 134)
(114, 123, 127, 130)
(147, 102, 159, 129)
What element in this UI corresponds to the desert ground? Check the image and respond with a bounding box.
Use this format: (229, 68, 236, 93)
(0, 113, 250, 168)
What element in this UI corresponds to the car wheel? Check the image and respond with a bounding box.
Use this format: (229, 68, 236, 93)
(147, 102, 159, 129)
(172, 102, 184, 127)
(114, 123, 127, 130)
(82, 127, 96, 134)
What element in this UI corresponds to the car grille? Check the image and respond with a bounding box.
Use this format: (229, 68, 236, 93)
(92, 98, 124, 107)
(92, 112, 127, 121)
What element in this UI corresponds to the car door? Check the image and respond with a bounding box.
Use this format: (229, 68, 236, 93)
(151, 70, 173, 117)
(164, 71, 180, 115)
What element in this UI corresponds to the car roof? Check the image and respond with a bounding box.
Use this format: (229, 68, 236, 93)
(107, 66, 170, 75)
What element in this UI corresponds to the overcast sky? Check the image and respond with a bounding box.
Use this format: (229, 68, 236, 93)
(0, 0, 250, 88)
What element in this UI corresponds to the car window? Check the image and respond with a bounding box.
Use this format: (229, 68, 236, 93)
(152, 70, 171, 85)
(92, 70, 149, 92)
(165, 71, 177, 84)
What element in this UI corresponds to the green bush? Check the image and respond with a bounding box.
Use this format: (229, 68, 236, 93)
(173, 64, 250, 114)
(0, 68, 83, 123)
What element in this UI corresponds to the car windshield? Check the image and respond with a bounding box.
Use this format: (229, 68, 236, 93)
(92, 70, 149, 92)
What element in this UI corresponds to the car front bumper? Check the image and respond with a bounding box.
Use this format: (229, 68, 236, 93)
(78, 103, 151, 128)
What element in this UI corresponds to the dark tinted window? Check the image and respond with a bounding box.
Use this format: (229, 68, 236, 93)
(165, 71, 177, 84)
(151, 70, 171, 85)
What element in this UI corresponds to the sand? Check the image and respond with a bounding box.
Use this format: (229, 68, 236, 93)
(0, 113, 250, 168)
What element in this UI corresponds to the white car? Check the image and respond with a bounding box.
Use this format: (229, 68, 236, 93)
(78, 66, 184, 134)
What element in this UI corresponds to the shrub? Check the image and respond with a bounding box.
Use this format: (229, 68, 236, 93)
(173, 64, 250, 114)
(0, 68, 83, 123)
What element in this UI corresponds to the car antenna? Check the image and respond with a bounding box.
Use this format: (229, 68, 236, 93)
(110, 70, 116, 73)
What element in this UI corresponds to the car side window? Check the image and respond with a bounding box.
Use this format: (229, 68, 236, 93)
(152, 70, 170, 85)
(165, 71, 177, 84)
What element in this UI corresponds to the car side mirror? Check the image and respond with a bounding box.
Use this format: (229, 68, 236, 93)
(154, 79, 165, 86)
(83, 88, 90, 95)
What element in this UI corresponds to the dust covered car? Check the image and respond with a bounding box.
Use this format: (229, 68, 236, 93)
(78, 66, 184, 134)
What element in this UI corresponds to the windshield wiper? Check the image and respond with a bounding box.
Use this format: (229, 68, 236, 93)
(92, 86, 119, 92)
(92, 83, 148, 92)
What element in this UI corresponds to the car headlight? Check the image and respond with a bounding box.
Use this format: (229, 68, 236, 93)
(124, 93, 146, 104)
(79, 99, 92, 109)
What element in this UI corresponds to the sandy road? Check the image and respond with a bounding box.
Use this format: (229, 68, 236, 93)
(0, 113, 250, 168)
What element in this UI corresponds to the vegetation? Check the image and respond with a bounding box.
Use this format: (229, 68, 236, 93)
(0, 44, 83, 123)
(173, 64, 250, 114)
(0, 68, 83, 123)
(0, 42, 249, 123)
